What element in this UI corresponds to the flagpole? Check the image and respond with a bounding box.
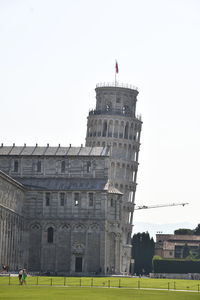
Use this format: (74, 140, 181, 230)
(115, 60, 118, 104)
(115, 60, 118, 87)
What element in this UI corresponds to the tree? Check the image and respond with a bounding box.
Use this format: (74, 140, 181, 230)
(131, 232, 155, 275)
(174, 224, 200, 235)
(174, 228, 194, 235)
(194, 224, 200, 235)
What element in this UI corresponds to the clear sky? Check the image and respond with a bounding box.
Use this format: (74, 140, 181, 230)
(1, 0, 200, 234)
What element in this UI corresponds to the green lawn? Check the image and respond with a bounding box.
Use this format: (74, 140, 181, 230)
(0, 276, 200, 292)
(0, 286, 199, 300)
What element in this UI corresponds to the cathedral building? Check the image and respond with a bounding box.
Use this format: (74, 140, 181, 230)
(0, 83, 142, 275)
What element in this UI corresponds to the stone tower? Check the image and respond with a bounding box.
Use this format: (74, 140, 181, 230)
(85, 83, 142, 272)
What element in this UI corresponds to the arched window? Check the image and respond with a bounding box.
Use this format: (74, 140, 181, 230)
(45, 192, 50, 206)
(47, 227, 53, 243)
(60, 192, 65, 206)
(114, 120, 119, 138)
(119, 121, 124, 138)
(93, 120, 97, 137)
(14, 160, 19, 172)
(110, 198, 114, 207)
(116, 97, 121, 103)
(102, 121, 107, 137)
(74, 193, 80, 206)
(61, 161, 65, 173)
(37, 161, 41, 172)
(108, 120, 113, 137)
(129, 123, 134, 140)
(88, 193, 94, 207)
(97, 120, 102, 137)
(124, 122, 129, 139)
(90, 120, 93, 137)
(87, 161, 91, 173)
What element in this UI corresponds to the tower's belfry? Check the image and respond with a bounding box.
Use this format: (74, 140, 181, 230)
(85, 82, 142, 272)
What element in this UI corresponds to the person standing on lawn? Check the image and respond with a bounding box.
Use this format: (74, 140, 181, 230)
(18, 269, 23, 285)
(21, 269, 27, 285)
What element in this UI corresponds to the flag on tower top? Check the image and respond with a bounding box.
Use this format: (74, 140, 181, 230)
(115, 61, 119, 73)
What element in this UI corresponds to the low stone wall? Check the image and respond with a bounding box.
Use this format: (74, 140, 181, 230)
(150, 273, 200, 280)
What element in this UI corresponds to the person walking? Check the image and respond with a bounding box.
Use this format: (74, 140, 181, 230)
(18, 269, 23, 285)
(21, 269, 27, 285)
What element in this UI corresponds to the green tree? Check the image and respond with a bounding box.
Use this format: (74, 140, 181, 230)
(194, 224, 200, 235)
(174, 228, 194, 235)
(131, 232, 155, 275)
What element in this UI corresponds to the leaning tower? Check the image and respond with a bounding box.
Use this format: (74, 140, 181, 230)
(85, 82, 142, 273)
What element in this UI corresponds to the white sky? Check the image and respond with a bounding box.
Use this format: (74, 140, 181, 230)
(1, 0, 200, 231)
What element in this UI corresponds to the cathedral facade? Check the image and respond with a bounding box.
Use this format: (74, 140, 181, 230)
(0, 83, 142, 275)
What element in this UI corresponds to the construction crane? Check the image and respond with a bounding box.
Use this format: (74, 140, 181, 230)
(134, 202, 189, 210)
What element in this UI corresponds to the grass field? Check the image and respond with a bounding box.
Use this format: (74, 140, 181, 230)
(0, 276, 200, 292)
(0, 286, 199, 300)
